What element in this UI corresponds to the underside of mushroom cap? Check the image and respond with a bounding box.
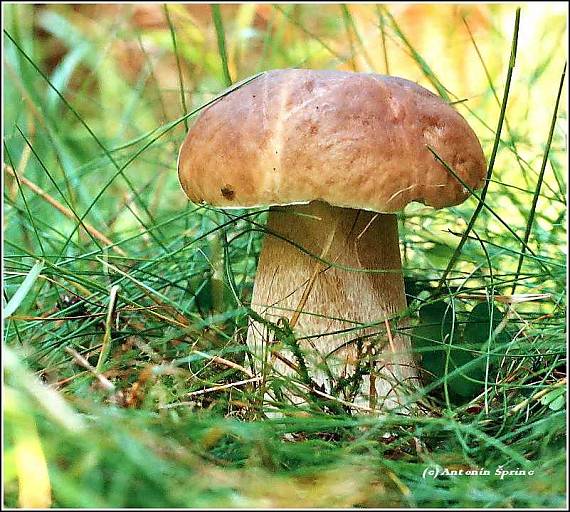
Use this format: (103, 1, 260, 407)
(177, 69, 487, 213)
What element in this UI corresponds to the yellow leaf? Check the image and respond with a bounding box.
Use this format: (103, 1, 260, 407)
(13, 413, 52, 508)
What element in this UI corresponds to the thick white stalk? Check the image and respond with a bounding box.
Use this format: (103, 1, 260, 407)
(247, 201, 420, 412)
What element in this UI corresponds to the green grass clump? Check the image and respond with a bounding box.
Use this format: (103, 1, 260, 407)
(3, 3, 567, 508)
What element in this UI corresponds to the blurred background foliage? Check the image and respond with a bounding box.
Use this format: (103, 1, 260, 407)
(3, 2, 567, 508)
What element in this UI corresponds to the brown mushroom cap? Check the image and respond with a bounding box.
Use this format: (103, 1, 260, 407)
(177, 69, 486, 213)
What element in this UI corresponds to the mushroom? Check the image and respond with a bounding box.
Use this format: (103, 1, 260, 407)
(177, 69, 486, 412)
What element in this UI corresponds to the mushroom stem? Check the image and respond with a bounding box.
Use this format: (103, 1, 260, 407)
(247, 201, 420, 411)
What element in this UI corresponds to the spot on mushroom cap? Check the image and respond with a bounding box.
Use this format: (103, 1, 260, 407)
(177, 69, 487, 213)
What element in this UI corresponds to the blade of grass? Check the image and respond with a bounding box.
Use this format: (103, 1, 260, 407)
(463, 15, 534, 190)
(341, 4, 375, 71)
(11, 404, 52, 508)
(163, 4, 188, 132)
(511, 63, 566, 294)
(7, 110, 34, 201)
(375, 6, 390, 74)
(211, 5, 232, 87)
(437, 8, 521, 291)
(470, 228, 496, 415)
(340, 5, 357, 71)
(4, 144, 46, 256)
(95, 285, 120, 372)
(163, 4, 192, 244)
(3, 260, 44, 318)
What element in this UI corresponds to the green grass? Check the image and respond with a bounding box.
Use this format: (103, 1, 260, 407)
(3, 3, 567, 508)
